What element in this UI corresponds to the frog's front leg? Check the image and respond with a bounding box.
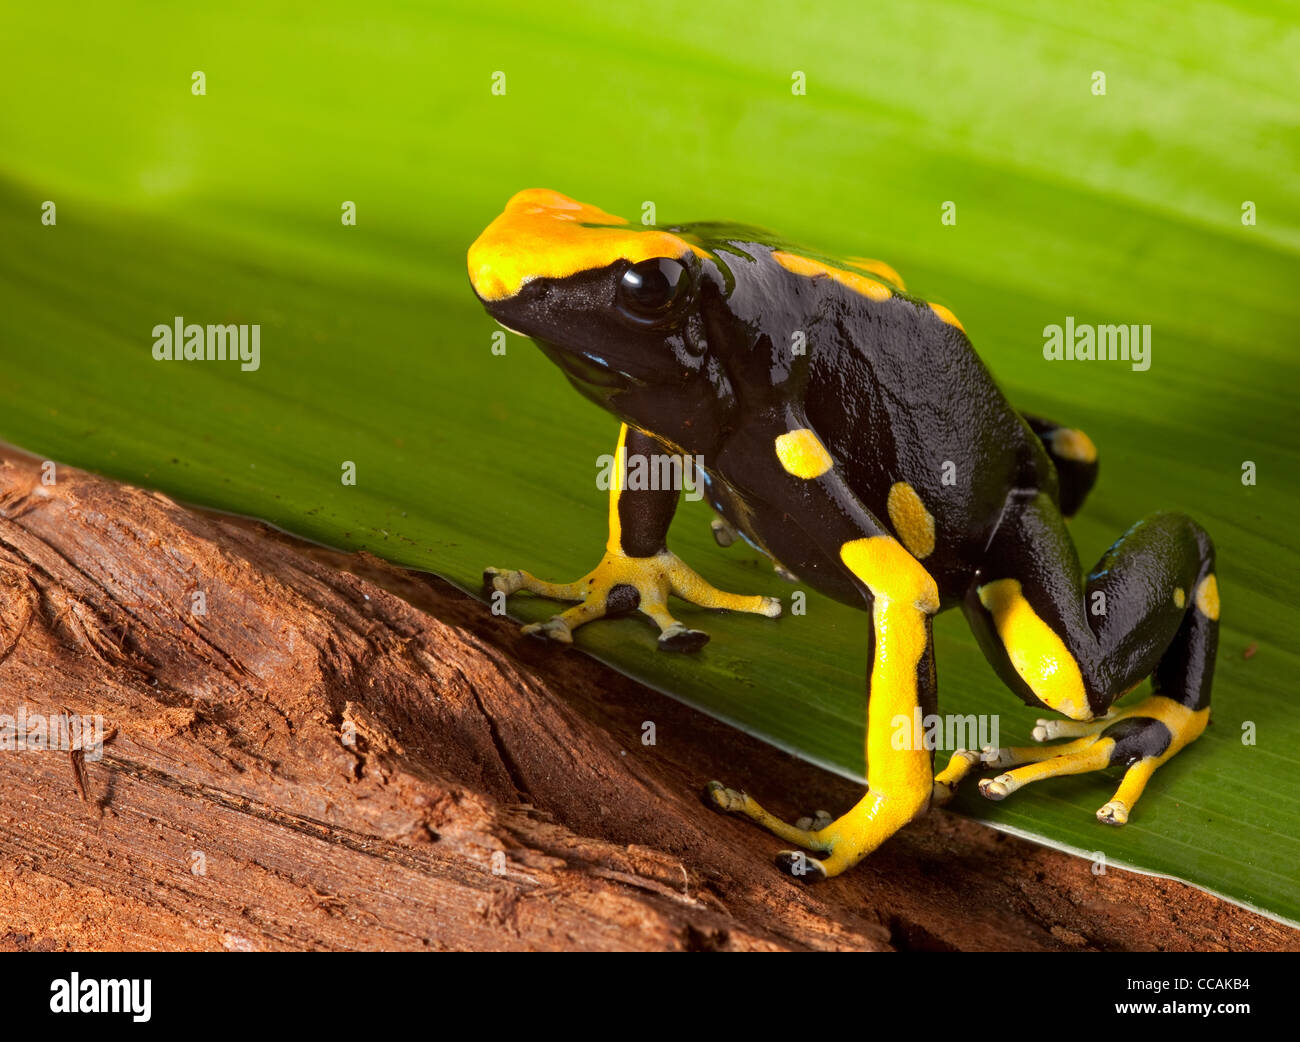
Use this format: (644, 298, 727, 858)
(704, 416, 939, 879)
(951, 491, 1217, 824)
(484, 424, 780, 652)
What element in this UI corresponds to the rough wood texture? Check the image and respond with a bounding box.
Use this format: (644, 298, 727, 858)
(0, 451, 1293, 951)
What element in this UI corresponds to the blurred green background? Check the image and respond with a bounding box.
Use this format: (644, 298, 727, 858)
(1, 2, 1297, 922)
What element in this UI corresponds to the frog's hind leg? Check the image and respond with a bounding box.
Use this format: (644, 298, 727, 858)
(485, 425, 780, 652)
(1021, 412, 1099, 519)
(961, 491, 1217, 824)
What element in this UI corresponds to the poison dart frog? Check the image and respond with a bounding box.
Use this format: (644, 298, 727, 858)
(468, 189, 1219, 881)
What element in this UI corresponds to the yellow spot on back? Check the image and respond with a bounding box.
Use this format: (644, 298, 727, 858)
(928, 302, 965, 332)
(468, 189, 709, 302)
(845, 256, 906, 290)
(1195, 574, 1220, 621)
(1173, 587, 1186, 609)
(840, 536, 938, 612)
(886, 482, 936, 559)
(1048, 428, 1098, 464)
(977, 579, 1091, 720)
(774, 428, 833, 479)
(772, 251, 893, 301)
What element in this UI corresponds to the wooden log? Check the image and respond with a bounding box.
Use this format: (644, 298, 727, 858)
(0, 450, 1292, 951)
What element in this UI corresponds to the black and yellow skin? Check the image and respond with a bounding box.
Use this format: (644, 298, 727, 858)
(468, 189, 1219, 880)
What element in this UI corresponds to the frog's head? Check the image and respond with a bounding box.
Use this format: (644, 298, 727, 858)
(468, 189, 749, 454)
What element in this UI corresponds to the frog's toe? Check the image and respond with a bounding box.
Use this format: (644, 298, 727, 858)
(520, 616, 574, 645)
(657, 622, 710, 653)
(482, 565, 585, 601)
(1094, 755, 1163, 826)
(775, 850, 828, 882)
(1097, 799, 1130, 825)
(710, 518, 739, 547)
(977, 735, 1114, 800)
(704, 780, 746, 813)
(795, 809, 833, 831)
(977, 775, 1013, 800)
(704, 781, 828, 860)
(1031, 714, 1115, 742)
(520, 597, 612, 645)
(931, 749, 981, 805)
(662, 554, 782, 619)
(774, 563, 801, 583)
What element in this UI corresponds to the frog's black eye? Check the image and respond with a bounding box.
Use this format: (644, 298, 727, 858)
(616, 258, 690, 322)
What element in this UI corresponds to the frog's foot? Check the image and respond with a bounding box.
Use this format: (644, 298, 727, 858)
(930, 718, 1124, 804)
(704, 782, 830, 879)
(484, 549, 780, 653)
(704, 780, 923, 880)
(976, 694, 1209, 825)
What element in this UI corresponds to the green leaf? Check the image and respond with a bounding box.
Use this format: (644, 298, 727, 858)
(1, 1, 1297, 922)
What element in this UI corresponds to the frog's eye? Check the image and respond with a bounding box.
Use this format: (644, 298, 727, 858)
(616, 258, 690, 322)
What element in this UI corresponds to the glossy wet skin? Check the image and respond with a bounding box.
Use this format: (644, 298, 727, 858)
(469, 188, 1043, 609)
(470, 189, 1218, 878)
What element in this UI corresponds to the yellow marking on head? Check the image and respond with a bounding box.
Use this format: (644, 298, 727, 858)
(886, 482, 936, 559)
(774, 428, 833, 479)
(840, 536, 939, 613)
(977, 578, 1091, 720)
(772, 251, 893, 301)
(1173, 587, 1186, 609)
(1048, 427, 1098, 464)
(928, 302, 965, 332)
(468, 189, 709, 302)
(1195, 574, 1220, 621)
(845, 256, 906, 290)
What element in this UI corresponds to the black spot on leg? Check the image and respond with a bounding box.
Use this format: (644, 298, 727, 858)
(1103, 717, 1173, 767)
(605, 583, 641, 615)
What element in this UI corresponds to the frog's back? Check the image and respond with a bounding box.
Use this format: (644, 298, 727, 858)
(682, 226, 1053, 602)
(806, 284, 1050, 599)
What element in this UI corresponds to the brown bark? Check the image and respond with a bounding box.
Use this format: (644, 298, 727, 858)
(0, 450, 1292, 951)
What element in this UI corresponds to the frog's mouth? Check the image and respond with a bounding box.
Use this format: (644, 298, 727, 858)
(472, 280, 631, 392)
(534, 338, 640, 393)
